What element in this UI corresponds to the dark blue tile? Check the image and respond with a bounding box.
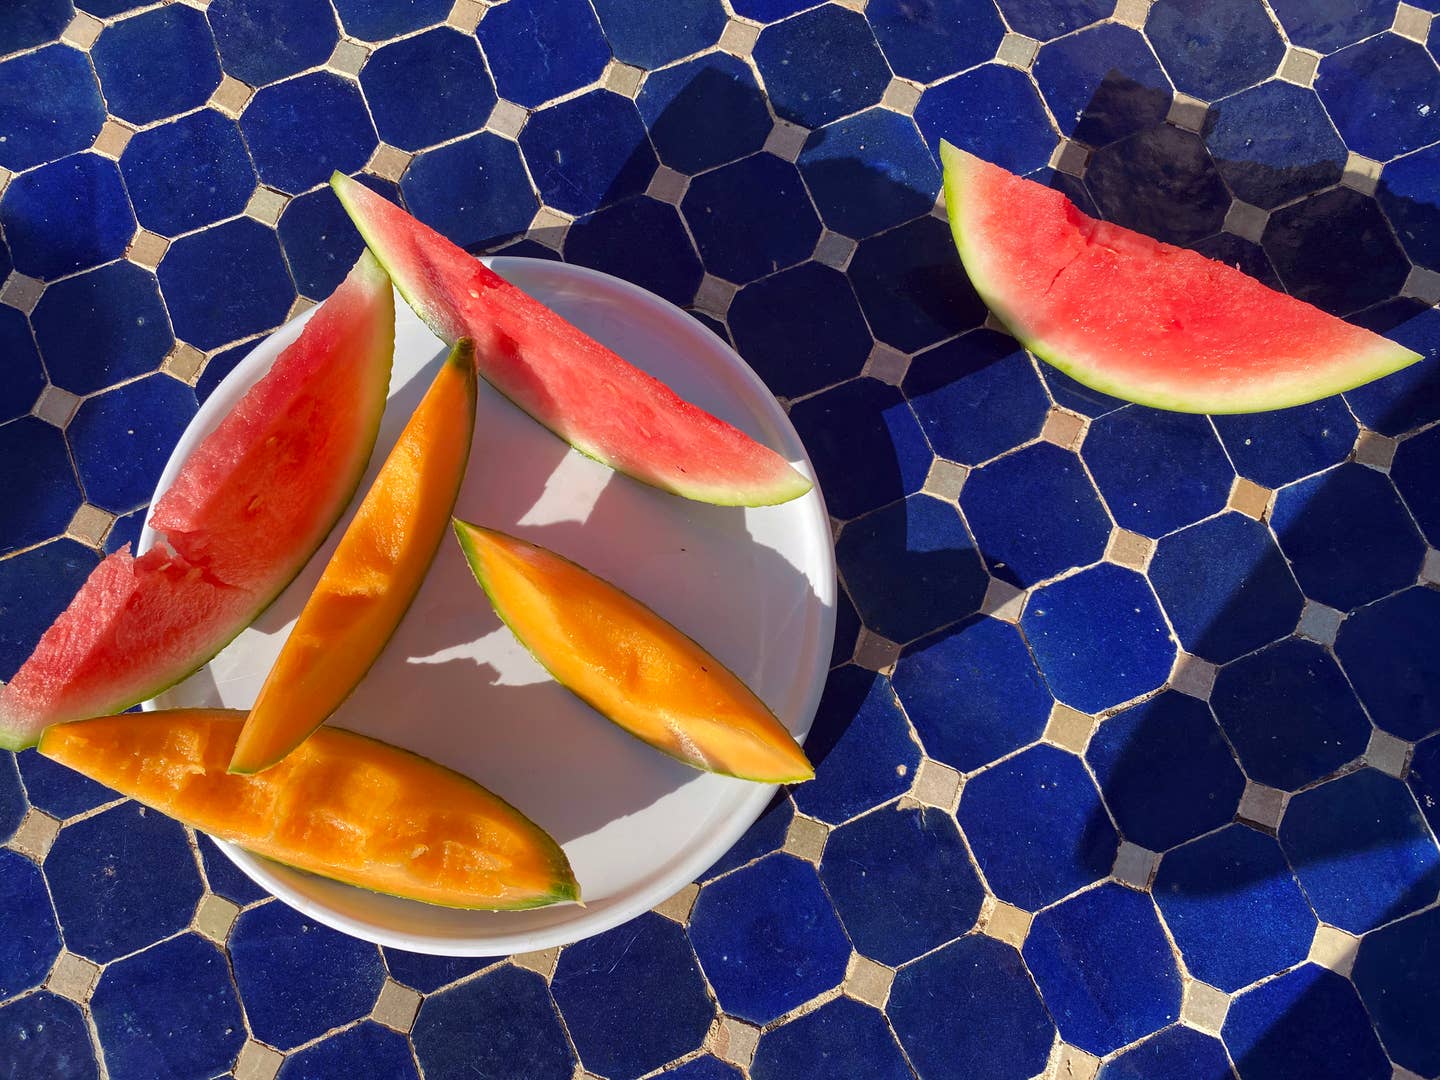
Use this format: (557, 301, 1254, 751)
(1269, 0, 1397, 51)
(1379, 142, 1440, 270)
(663, 1059, 742, 1080)
(993, 0, 1109, 39)
(1025, 883, 1182, 1056)
(914, 63, 1058, 176)
(730, 0, 818, 18)
(903, 330, 1048, 463)
(159, 218, 296, 350)
(565, 195, 703, 308)
(553, 912, 713, 1079)
(241, 72, 377, 195)
(91, 934, 244, 1080)
(703, 792, 794, 881)
(681, 152, 819, 284)
(1187, 231, 1282, 290)
(0, 45, 104, 171)
(752, 6, 889, 129)
(520, 89, 656, 216)
(820, 806, 982, 965)
(1085, 123, 1231, 247)
(1280, 768, 1440, 934)
(0, 418, 82, 557)
(1203, 81, 1346, 211)
(790, 667, 919, 825)
(1081, 407, 1233, 539)
(1345, 308, 1440, 437)
(119, 109, 257, 237)
(1154, 824, 1315, 992)
(44, 802, 201, 963)
(68, 374, 197, 515)
(0, 755, 22, 845)
(16, 750, 119, 819)
(797, 110, 937, 241)
(836, 494, 988, 644)
(888, 934, 1055, 1080)
(1263, 185, 1411, 318)
(960, 442, 1111, 588)
(786, 377, 929, 521)
(688, 853, 850, 1025)
(1271, 463, 1426, 611)
(0, 540, 97, 679)
(333, 0, 449, 38)
(591, 0, 725, 68)
(0, 306, 44, 424)
(278, 176, 402, 300)
(477, 0, 611, 108)
(728, 262, 871, 399)
(637, 53, 771, 175)
(104, 508, 144, 554)
(0, 152, 134, 281)
(360, 28, 496, 152)
(1033, 24, 1171, 148)
(1088, 692, 1245, 852)
(383, 948, 497, 994)
(752, 997, 911, 1080)
(0, 848, 60, 998)
(1149, 512, 1305, 665)
(91, 5, 220, 125)
(195, 832, 270, 906)
(960, 744, 1117, 909)
(493, 237, 563, 262)
(850, 216, 988, 354)
(1353, 905, 1440, 1079)
(75, 0, 147, 12)
(1212, 398, 1357, 489)
(196, 342, 254, 406)
(1041, 364, 1131, 419)
(831, 584, 861, 668)
(0, 0, 72, 55)
(1409, 734, 1440, 836)
(1100, 1026, 1234, 1080)
(868, 0, 1004, 83)
(278, 1022, 418, 1080)
(229, 900, 385, 1049)
(208, 0, 338, 88)
(1335, 586, 1440, 741)
(1222, 964, 1390, 1080)
(402, 132, 537, 253)
(0, 993, 97, 1080)
(1022, 564, 1176, 714)
(893, 616, 1051, 772)
(1147, 0, 1283, 100)
(1393, 426, 1440, 544)
(1211, 638, 1370, 790)
(32, 262, 172, 396)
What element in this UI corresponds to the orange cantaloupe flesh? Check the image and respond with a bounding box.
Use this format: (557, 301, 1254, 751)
(229, 341, 478, 775)
(453, 521, 814, 784)
(40, 710, 579, 909)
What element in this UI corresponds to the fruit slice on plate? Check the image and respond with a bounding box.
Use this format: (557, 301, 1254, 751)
(940, 141, 1422, 413)
(41, 709, 578, 909)
(331, 172, 811, 507)
(229, 340, 478, 775)
(0, 254, 396, 750)
(453, 521, 814, 784)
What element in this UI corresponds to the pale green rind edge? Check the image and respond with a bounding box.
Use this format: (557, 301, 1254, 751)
(937, 140, 1424, 415)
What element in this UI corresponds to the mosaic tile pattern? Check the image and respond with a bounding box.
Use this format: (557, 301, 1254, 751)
(2, 0, 1440, 1078)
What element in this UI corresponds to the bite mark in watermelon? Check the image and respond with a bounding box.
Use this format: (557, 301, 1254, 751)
(331, 172, 811, 507)
(0, 254, 396, 750)
(941, 142, 1422, 413)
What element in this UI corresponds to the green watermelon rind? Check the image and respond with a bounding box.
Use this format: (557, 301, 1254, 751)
(938, 140, 1423, 415)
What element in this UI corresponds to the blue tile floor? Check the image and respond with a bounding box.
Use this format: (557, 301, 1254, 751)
(1, 1, 1440, 1078)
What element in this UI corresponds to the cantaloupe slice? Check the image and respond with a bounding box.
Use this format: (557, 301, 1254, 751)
(40, 709, 578, 909)
(453, 521, 814, 783)
(229, 341, 478, 774)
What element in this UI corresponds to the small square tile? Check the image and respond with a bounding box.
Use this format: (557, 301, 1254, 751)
(983, 899, 1032, 948)
(1394, 2, 1433, 42)
(1223, 199, 1270, 244)
(923, 458, 969, 502)
(1308, 923, 1360, 977)
(528, 206, 571, 251)
(286, 296, 315, 321)
(1166, 92, 1208, 133)
(32, 385, 80, 429)
(162, 342, 206, 384)
(1111, 0, 1151, 29)
(1112, 841, 1158, 888)
(996, 31, 1040, 69)
(1353, 430, 1398, 470)
(764, 120, 809, 163)
(244, 187, 289, 227)
(1227, 476, 1272, 520)
(709, 1016, 760, 1068)
(47, 951, 100, 1004)
(1106, 528, 1155, 571)
(835, 0, 867, 9)
(372, 978, 422, 1033)
(234, 1040, 283, 1080)
(719, 19, 761, 59)
(1170, 653, 1218, 701)
(912, 759, 961, 809)
(813, 230, 857, 270)
(654, 882, 700, 923)
(1278, 47, 1320, 88)
(1237, 781, 1286, 831)
(447, 0, 486, 32)
(602, 60, 644, 98)
(66, 503, 114, 547)
(1403, 265, 1440, 305)
(1040, 408, 1087, 451)
(694, 273, 738, 317)
(843, 953, 894, 1007)
(1395, 1067, 1428, 1080)
(512, 947, 560, 979)
(192, 893, 239, 944)
(1, 273, 44, 315)
(1297, 599, 1345, 645)
(92, 120, 134, 160)
(0, 167, 11, 197)
(1044, 703, 1097, 755)
(1049, 140, 1090, 179)
(210, 75, 253, 117)
(1056, 1042, 1101, 1080)
(8, 810, 61, 862)
(128, 229, 170, 270)
(931, 188, 948, 219)
(881, 78, 922, 116)
(854, 628, 902, 674)
(784, 815, 830, 862)
(1365, 728, 1412, 778)
(486, 100, 529, 139)
(1181, 981, 1231, 1035)
(61, 11, 103, 49)
(980, 577, 1026, 623)
(328, 39, 370, 78)
(1422, 548, 1440, 586)
(1341, 152, 1382, 196)
(645, 164, 687, 205)
(863, 343, 909, 386)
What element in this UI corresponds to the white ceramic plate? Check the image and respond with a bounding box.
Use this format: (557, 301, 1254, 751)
(141, 258, 835, 955)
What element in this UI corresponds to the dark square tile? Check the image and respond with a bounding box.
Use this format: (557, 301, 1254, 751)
(278, 175, 402, 300)
(798, 110, 938, 242)
(1378, 142, 1440, 270)
(0, 849, 62, 999)
(1353, 905, 1440, 1079)
(993, 0, 1109, 39)
(0, 152, 135, 281)
(0, 306, 45, 425)
(241, 72, 378, 195)
(637, 54, 772, 175)
(752, 997, 912, 1080)
(68, 374, 198, 515)
(1392, 425, 1440, 544)
(681, 152, 820, 284)
(477, 0, 611, 108)
(520, 89, 656, 216)
(1147, 0, 1284, 101)
(1212, 397, 1357, 489)
(209, 0, 338, 88)
(402, 132, 536, 252)
(752, 6, 889, 129)
(1033, 24, 1171, 148)
(0, 45, 105, 172)
(868, 0, 1004, 83)
(91, 5, 221, 125)
(914, 63, 1058, 177)
(1100, 1026, 1234, 1080)
(120, 109, 257, 237)
(414, 965, 575, 1080)
(333, 0, 450, 40)
(278, 1022, 419, 1080)
(1203, 81, 1346, 211)
(16, 749, 119, 819)
(360, 28, 496, 152)
(32, 262, 172, 396)
(1085, 124, 1231, 247)
(0, 993, 97, 1080)
(0, 0, 72, 55)
(0, 419, 83, 557)
(382, 948, 499, 994)
(565, 195, 704, 308)
(591, 0, 725, 68)
(158, 218, 296, 350)
(1335, 586, 1440, 741)
(0, 540, 97, 680)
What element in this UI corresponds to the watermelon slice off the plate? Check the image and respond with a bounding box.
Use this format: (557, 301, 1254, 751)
(940, 141, 1422, 413)
(0, 254, 396, 750)
(331, 172, 812, 507)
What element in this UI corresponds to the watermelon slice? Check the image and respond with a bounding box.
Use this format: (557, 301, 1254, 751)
(331, 173, 811, 506)
(0, 254, 396, 750)
(940, 142, 1422, 413)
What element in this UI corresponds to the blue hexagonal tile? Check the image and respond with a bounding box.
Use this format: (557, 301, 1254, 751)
(1346, 309, 1440, 436)
(752, 6, 890, 129)
(230, 900, 385, 1049)
(277, 175, 401, 300)
(277, 1021, 419, 1080)
(0, 993, 97, 1080)
(196, 341, 255, 406)
(681, 152, 820, 285)
(0, 45, 105, 172)
(1393, 425, 1440, 544)
(75, 0, 147, 13)
(382, 948, 497, 995)
(1100, 1026, 1234, 1080)
(361, 28, 497, 152)
(1188, 231, 1283, 291)
(0, 419, 83, 557)
(798, 109, 938, 241)
(1335, 586, 1440, 741)
(158, 218, 296, 350)
(993, 0, 1109, 40)
(17, 750, 119, 819)
(477, 0, 611, 109)
(637, 53, 771, 175)
(32, 262, 172, 397)
(703, 790, 794, 881)
(0, 0, 73, 56)
(591, 0, 725, 68)
(832, 585, 861, 668)
(752, 997, 912, 1080)
(688, 852, 850, 1025)
(1353, 905, 1440, 1079)
(332, 0, 450, 39)
(1, 152, 135, 281)
(1211, 398, 1357, 489)
(1022, 563, 1176, 714)
(565, 195, 704, 308)
(1280, 768, 1440, 935)
(1211, 638, 1370, 790)
(208, 0, 338, 88)
(103, 506, 145, 555)
(0, 307, 44, 425)
(1148, 0, 1284, 100)
(1379, 142, 1440, 270)
(195, 832, 270, 907)
(1204, 81, 1346, 211)
(1271, 463, 1426, 611)
(663, 1059, 742, 1080)
(402, 132, 537, 253)
(1041, 364, 1131, 420)
(68, 374, 197, 515)
(241, 72, 378, 195)
(913, 63, 1058, 176)
(0, 848, 61, 999)
(520, 89, 656, 216)
(1033, 23, 1171, 148)
(0, 755, 23, 845)
(1268, 0, 1399, 52)
(868, 0, 1004, 83)
(1413, 734, 1440, 836)
(120, 109, 258, 237)
(91, 5, 221, 125)
(0, 540, 97, 679)
(1085, 124, 1231, 247)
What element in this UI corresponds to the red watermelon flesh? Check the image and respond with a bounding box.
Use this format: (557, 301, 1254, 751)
(0, 253, 395, 750)
(331, 173, 811, 507)
(941, 142, 1421, 413)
